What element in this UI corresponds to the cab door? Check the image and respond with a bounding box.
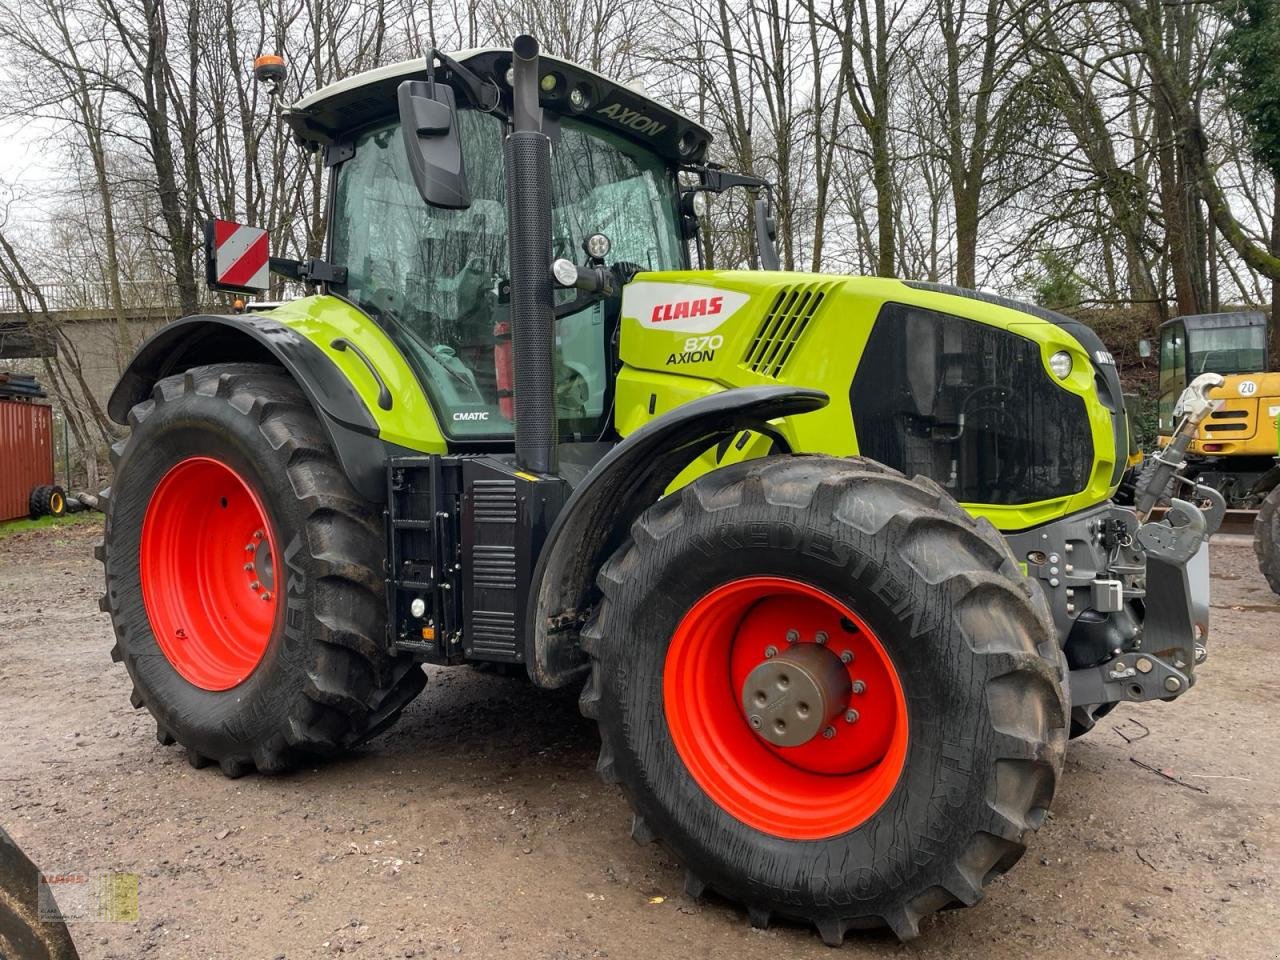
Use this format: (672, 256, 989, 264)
(1157, 321, 1187, 436)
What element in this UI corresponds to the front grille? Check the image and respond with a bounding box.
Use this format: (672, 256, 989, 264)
(850, 303, 1093, 506)
(742, 284, 832, 378)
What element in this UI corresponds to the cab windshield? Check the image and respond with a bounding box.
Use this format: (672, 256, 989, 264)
(1188, 324, 1266, 376)
(330, 110, 684, 440)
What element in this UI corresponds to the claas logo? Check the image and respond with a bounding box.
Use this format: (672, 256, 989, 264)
(651, 296, 725, 323)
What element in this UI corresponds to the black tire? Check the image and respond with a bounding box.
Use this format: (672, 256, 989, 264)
(1257, 483, 1280, 596)
(97, 363, 425, 776)
(579, 456, 1067, 943)
(27, 484, 66, 519)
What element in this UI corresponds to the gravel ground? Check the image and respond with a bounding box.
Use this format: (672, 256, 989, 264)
(1, 518, 1277, 960)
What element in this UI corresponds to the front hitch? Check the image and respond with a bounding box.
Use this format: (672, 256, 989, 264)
(1069, 375, 1228, 712)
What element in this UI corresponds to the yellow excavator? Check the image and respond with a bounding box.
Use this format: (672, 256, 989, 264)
(1149, 311, 1280, 508)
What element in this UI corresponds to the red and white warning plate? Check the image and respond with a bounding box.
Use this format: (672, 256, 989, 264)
(210, 219, 269, 291)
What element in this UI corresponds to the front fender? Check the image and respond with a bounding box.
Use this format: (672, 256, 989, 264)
(109, 314, 394, 502)
(526, 385, 828, 687)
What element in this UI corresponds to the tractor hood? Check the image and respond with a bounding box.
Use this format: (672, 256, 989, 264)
(283, 49, 712, 165)
(612, 270, 1126, 531)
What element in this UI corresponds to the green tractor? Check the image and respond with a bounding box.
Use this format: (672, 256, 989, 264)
(99, 38, 1223, 942)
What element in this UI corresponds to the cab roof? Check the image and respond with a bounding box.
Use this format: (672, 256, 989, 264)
(1161, 311, 1267, 332)
(284, 48, 711, 165)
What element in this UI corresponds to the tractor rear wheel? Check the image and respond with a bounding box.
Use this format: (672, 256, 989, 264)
(98, 363, 425, 776)
(579, 456, 1066, 942)
(1257, 483, 1280, 596)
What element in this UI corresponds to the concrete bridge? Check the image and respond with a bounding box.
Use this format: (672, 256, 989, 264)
(0, 280, 192, 325)
(0, 281, 195, 409)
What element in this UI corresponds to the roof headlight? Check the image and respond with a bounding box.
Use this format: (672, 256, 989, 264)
(1049, 350, 1073, 379)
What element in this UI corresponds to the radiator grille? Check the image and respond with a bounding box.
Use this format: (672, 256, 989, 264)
(742, 284, 830, 378)
(473, 479, 517, 522)
(471, 610, 517, 657)
(473, 544, 517, 587)
(1203, 405, 1256, 436)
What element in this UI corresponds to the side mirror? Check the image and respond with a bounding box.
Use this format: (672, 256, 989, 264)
(1138, 338, 1152, 359)
(397, 79, 471, 209)
(753, 195, 780, 271)
(204, 218, 270, 294)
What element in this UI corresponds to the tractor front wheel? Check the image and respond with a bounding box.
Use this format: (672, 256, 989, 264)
(99, 363, 425, 776)
(580, 456, 1066, 942)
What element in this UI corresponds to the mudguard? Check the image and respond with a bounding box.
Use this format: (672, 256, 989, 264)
(108, 314, 393, 502)
(526, 385, 828, 687)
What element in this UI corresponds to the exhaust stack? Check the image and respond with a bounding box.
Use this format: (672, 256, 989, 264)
(504, 35, 557, 475)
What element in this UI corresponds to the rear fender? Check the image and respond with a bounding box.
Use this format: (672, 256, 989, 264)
(109, 314, 393, 502)
(526, 385, 828, 687)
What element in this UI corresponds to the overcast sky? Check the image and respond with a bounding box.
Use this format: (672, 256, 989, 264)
(0, 113, 57, 228)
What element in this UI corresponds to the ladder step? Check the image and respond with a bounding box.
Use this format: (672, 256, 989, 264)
(392, 519, 434, 530)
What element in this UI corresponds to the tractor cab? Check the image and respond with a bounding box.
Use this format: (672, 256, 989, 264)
(279, 50, 731, 445)
(1152, 311, 1280, 506)
(1156, 311, 1270, 434)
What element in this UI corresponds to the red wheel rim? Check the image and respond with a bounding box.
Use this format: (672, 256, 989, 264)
(139, 457, 278, 691)
(664, 577, 908, 839)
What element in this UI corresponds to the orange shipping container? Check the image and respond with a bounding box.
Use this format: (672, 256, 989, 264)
(0, 398, 54, 522)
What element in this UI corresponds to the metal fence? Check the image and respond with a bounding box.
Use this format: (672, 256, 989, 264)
(0, 280, 186, 314)
(0, 279, 307, 316)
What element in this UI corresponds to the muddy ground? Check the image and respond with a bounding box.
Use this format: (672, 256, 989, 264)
(1, 518, 1277, 960)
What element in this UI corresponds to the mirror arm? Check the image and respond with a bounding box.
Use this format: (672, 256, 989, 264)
(269, 256, 346, 286)
(429, 48, 504, 116)
(269, 256, 303, 281)
(683, 163, 773, 195)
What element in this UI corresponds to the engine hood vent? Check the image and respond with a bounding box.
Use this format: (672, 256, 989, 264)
(742, 283, 832, 379)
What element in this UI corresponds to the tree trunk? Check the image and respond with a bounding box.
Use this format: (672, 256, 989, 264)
(1272, 182, 1280, 367)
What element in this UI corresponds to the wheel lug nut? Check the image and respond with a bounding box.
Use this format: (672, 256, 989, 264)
(254, 530, 264, 540)
(822, 726, 836, 739)
(840, 650, 853, 664)
(244, 563, 254, 572)
(764, 645, 779, 659)
(245, 542, 256, 552)
(262, 592, 272, 601)
(785, 629, 799, 644)
(250, 580, 260, 590)
(845, 709, 859, 723)
(815, 631, 828, 645)
(852, 680, 866, 695)
(749, 715, 762, 729)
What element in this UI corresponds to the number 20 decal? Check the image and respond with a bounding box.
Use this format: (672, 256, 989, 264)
(682, 335, 724, 352)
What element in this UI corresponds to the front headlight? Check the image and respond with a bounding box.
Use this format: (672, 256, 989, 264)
(1049, 350, 1073, 379)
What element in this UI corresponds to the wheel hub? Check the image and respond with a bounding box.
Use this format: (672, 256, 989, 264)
(664, 576, 909, 839)
(742, 641, 851, 747)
